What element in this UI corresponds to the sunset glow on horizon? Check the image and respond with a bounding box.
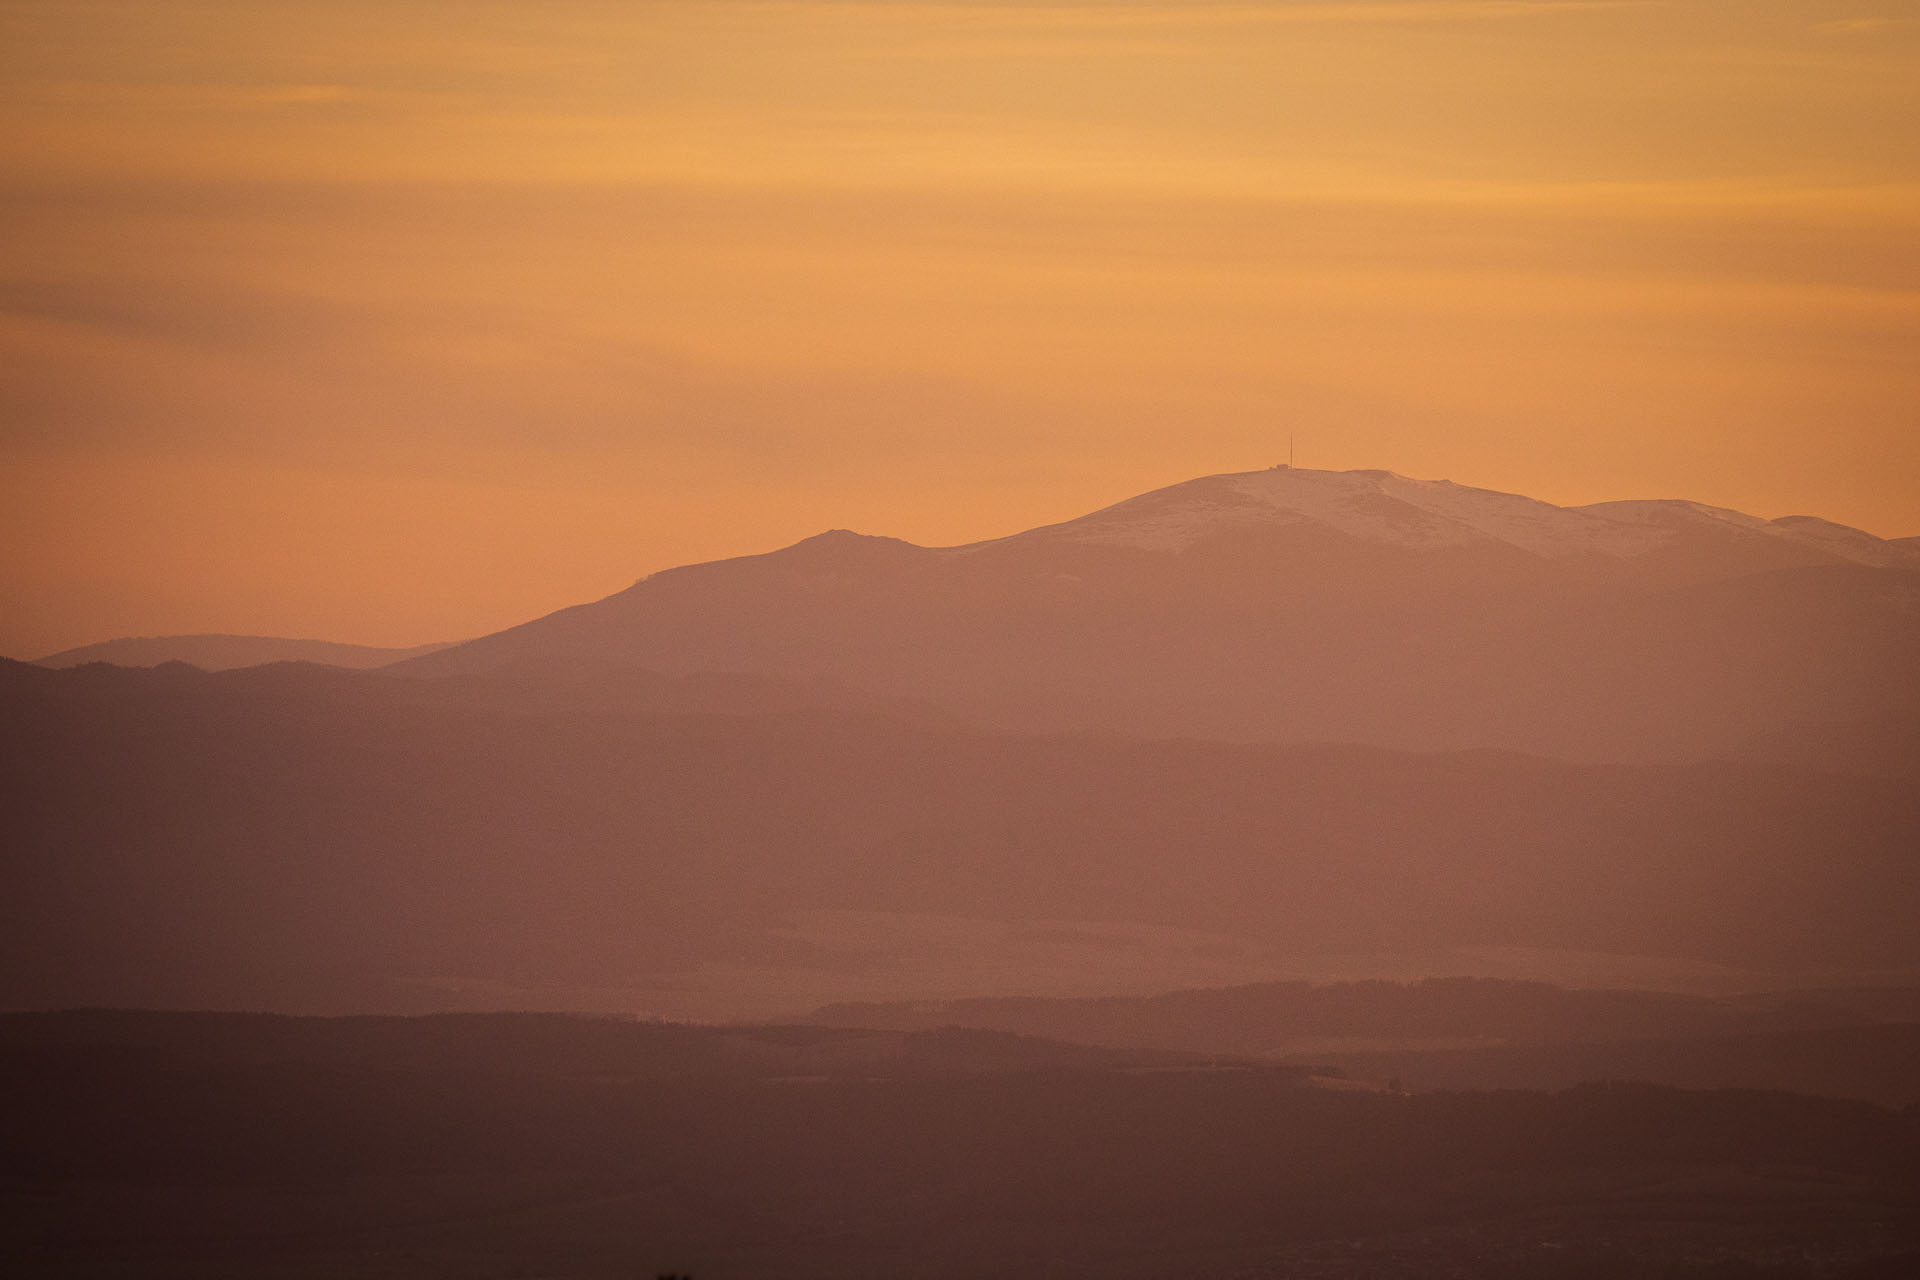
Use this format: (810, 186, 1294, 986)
(4, 0, 1918, 657)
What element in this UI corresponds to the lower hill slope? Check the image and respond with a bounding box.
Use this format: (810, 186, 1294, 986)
(6, 659, 1918, 1016)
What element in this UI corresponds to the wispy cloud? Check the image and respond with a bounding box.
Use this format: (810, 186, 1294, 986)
(25, 82, 385, 112)
(751, 1, 1641, 29)
(1812, 16, 1920, 34)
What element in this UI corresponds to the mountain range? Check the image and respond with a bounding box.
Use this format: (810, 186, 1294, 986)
(394, 467, 1920, 762)
(8, 466, 1919, 1017)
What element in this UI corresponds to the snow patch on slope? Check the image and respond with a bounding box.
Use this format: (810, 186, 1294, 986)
(1767, 515, 1920, 570)
(997, 467, 1915, 567)
(1017, 467, 1653, 558)
(1236, 469, 1665, 558)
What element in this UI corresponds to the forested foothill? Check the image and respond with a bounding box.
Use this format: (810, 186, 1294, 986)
(4, 1010, 1920, 1279)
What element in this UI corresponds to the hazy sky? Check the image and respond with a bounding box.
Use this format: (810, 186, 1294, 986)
(3, 0, 1917, 656)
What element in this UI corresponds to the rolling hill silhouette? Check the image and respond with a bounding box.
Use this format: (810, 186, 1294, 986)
(7, 657, 1917, 1016)
(36, 634, 456, 670)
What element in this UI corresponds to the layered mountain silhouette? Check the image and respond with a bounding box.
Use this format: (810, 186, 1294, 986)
(7, 657, 1917, 1016)
(398, 467, 1920, 761)
(8, 467, 1918, 1016)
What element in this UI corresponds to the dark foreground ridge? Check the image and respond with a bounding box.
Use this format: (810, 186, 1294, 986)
(814, 977, 1920, 1108)
(4, 1011, 1920, 1279)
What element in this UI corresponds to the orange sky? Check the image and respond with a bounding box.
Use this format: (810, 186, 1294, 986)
(3, 0, 1918, 657)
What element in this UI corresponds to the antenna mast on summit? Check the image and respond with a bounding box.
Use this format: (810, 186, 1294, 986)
(1289, 432, 1295, 469)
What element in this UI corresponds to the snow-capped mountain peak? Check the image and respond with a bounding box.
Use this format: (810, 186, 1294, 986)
(991, 466, 1917, 568)
(998, 466, 1644, 558)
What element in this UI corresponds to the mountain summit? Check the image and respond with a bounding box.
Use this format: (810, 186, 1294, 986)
(994, 467, 1920, 569)
(399, 467, 1920, 762)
